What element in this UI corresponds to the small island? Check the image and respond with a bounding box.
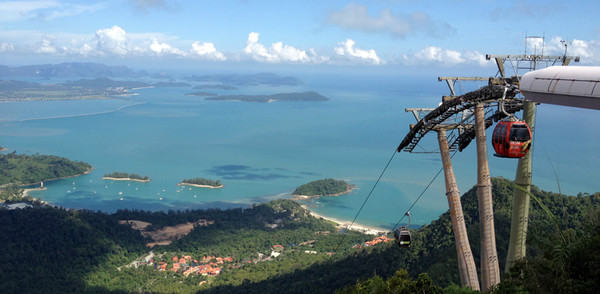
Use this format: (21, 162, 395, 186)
(102, 172, 150, 183)
(178, 178, 224, 189)
(0, 146, 7, 152)
(184, 91, 217, 97)
(292, 178, 355, 198)
(205, 91, 329, 103)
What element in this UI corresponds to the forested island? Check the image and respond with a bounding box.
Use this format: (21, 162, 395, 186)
(205, 91, 328, 103)
(184, 91, 217, 97)
(292, 178, 354, 197)
(1, 178, 599, 293)
(103, 172, 150, 183)
(193, 84, 238, 90)
(184, 73, 301, 86)
(151, 82, 191, 88)
(178, 178, 223, 189)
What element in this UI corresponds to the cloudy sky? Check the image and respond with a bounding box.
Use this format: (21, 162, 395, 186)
(0, 0, 599, 71)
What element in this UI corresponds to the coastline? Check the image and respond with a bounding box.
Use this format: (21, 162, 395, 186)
(177, 182, 224, 189)
(299, 203, 388, 235)
(102, 177, 151, 183)
(10, 168, 95, 188)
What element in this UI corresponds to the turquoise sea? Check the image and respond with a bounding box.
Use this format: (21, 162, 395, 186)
(1, 72, 599, 229)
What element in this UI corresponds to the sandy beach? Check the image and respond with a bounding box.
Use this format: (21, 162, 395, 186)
(177, 182, 224, 189)
(301, 204, 389, 235)
(102, 177, 151, 183)
(22, 187, 47, 197)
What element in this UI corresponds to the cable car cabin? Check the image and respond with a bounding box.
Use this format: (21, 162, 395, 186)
(492, 120, 532, 158)
(395, 227, 411, 248)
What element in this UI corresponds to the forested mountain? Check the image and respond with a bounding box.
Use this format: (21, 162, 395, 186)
(0, 177, 598, 293)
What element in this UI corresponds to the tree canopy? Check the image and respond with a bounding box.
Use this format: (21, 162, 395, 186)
(292, 178, 351, 196)
(0, 152, 91, 186)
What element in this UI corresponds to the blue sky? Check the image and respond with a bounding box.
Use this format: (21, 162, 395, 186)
(1, 0, 599, 71)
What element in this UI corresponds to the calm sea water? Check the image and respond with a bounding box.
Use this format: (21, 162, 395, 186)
(1, 72, 599, 228)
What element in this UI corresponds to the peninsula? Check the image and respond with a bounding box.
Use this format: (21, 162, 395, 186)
(102, 172, 150, 183)
(178, 178, 223, 189)
(292, 178, 355, 198)
(205, 91, 328, 103)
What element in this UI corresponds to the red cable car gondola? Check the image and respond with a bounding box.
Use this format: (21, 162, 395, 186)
(492, 118, 532, 158)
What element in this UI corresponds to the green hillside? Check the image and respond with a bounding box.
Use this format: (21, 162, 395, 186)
(1, 177, 598, 293)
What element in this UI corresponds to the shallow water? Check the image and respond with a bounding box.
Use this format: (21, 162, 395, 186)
(1, 72, 598, 228)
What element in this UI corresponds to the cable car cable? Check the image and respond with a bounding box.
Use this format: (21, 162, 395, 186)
(331, 149, 397, 254)
(391, 149, 458, 232)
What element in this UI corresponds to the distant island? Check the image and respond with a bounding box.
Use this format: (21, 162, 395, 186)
(0, 146, 7, 152)
(151, 82, 191, 88)
(292, 178, 355, 197)
(206, 91, 329, 103)
(178, 178, 223, 189)
(102, 172, 150, 183)
(185, 73, 301, 86)
(193, 84, 238, 90)
(184, 91, 217, 97)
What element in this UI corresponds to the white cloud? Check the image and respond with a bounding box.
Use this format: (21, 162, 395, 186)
(150, 38, 186, 56)
(415, 46, 464, 64)
(35, 35, 58, 54)
(0, 42, 15, 53)
(190, 41, 226, 61)
(243, 32, 316, 63)
(464, 50, 488, 67)
(327, 3, 450, 38)
(94, 25, 128, 56)
(400, 46, 494, 67)
(334, 39, 383, 65)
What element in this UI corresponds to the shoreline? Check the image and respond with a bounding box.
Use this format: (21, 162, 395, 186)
(177, 182, 224, 189)
(2, 168, 95, 189)
(299, 203, 388, 235)
(102, 177, 151, 183)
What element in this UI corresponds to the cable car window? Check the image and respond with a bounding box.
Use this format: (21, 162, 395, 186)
(510, 125, 531, 141)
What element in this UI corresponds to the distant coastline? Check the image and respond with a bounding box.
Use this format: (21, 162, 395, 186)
(206, 91, 329, 103)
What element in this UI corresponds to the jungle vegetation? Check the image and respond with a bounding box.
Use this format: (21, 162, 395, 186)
(104, 172, 149, 181)
(0, 178, 598, 293)
(180, 178, 222, 187)
(0, 152, 91, 186)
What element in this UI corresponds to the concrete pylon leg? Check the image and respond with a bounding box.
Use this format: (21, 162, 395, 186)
(474, 103, 500, 291)
(437, 129, 480, 291)
(505, 101, 536, 271)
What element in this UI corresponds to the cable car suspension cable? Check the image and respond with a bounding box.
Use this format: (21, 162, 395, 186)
(391, 149, 459, 232)
(332, 149, 397, 254)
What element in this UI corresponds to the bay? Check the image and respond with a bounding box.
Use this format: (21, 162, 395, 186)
(1, 72, 598, 228)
